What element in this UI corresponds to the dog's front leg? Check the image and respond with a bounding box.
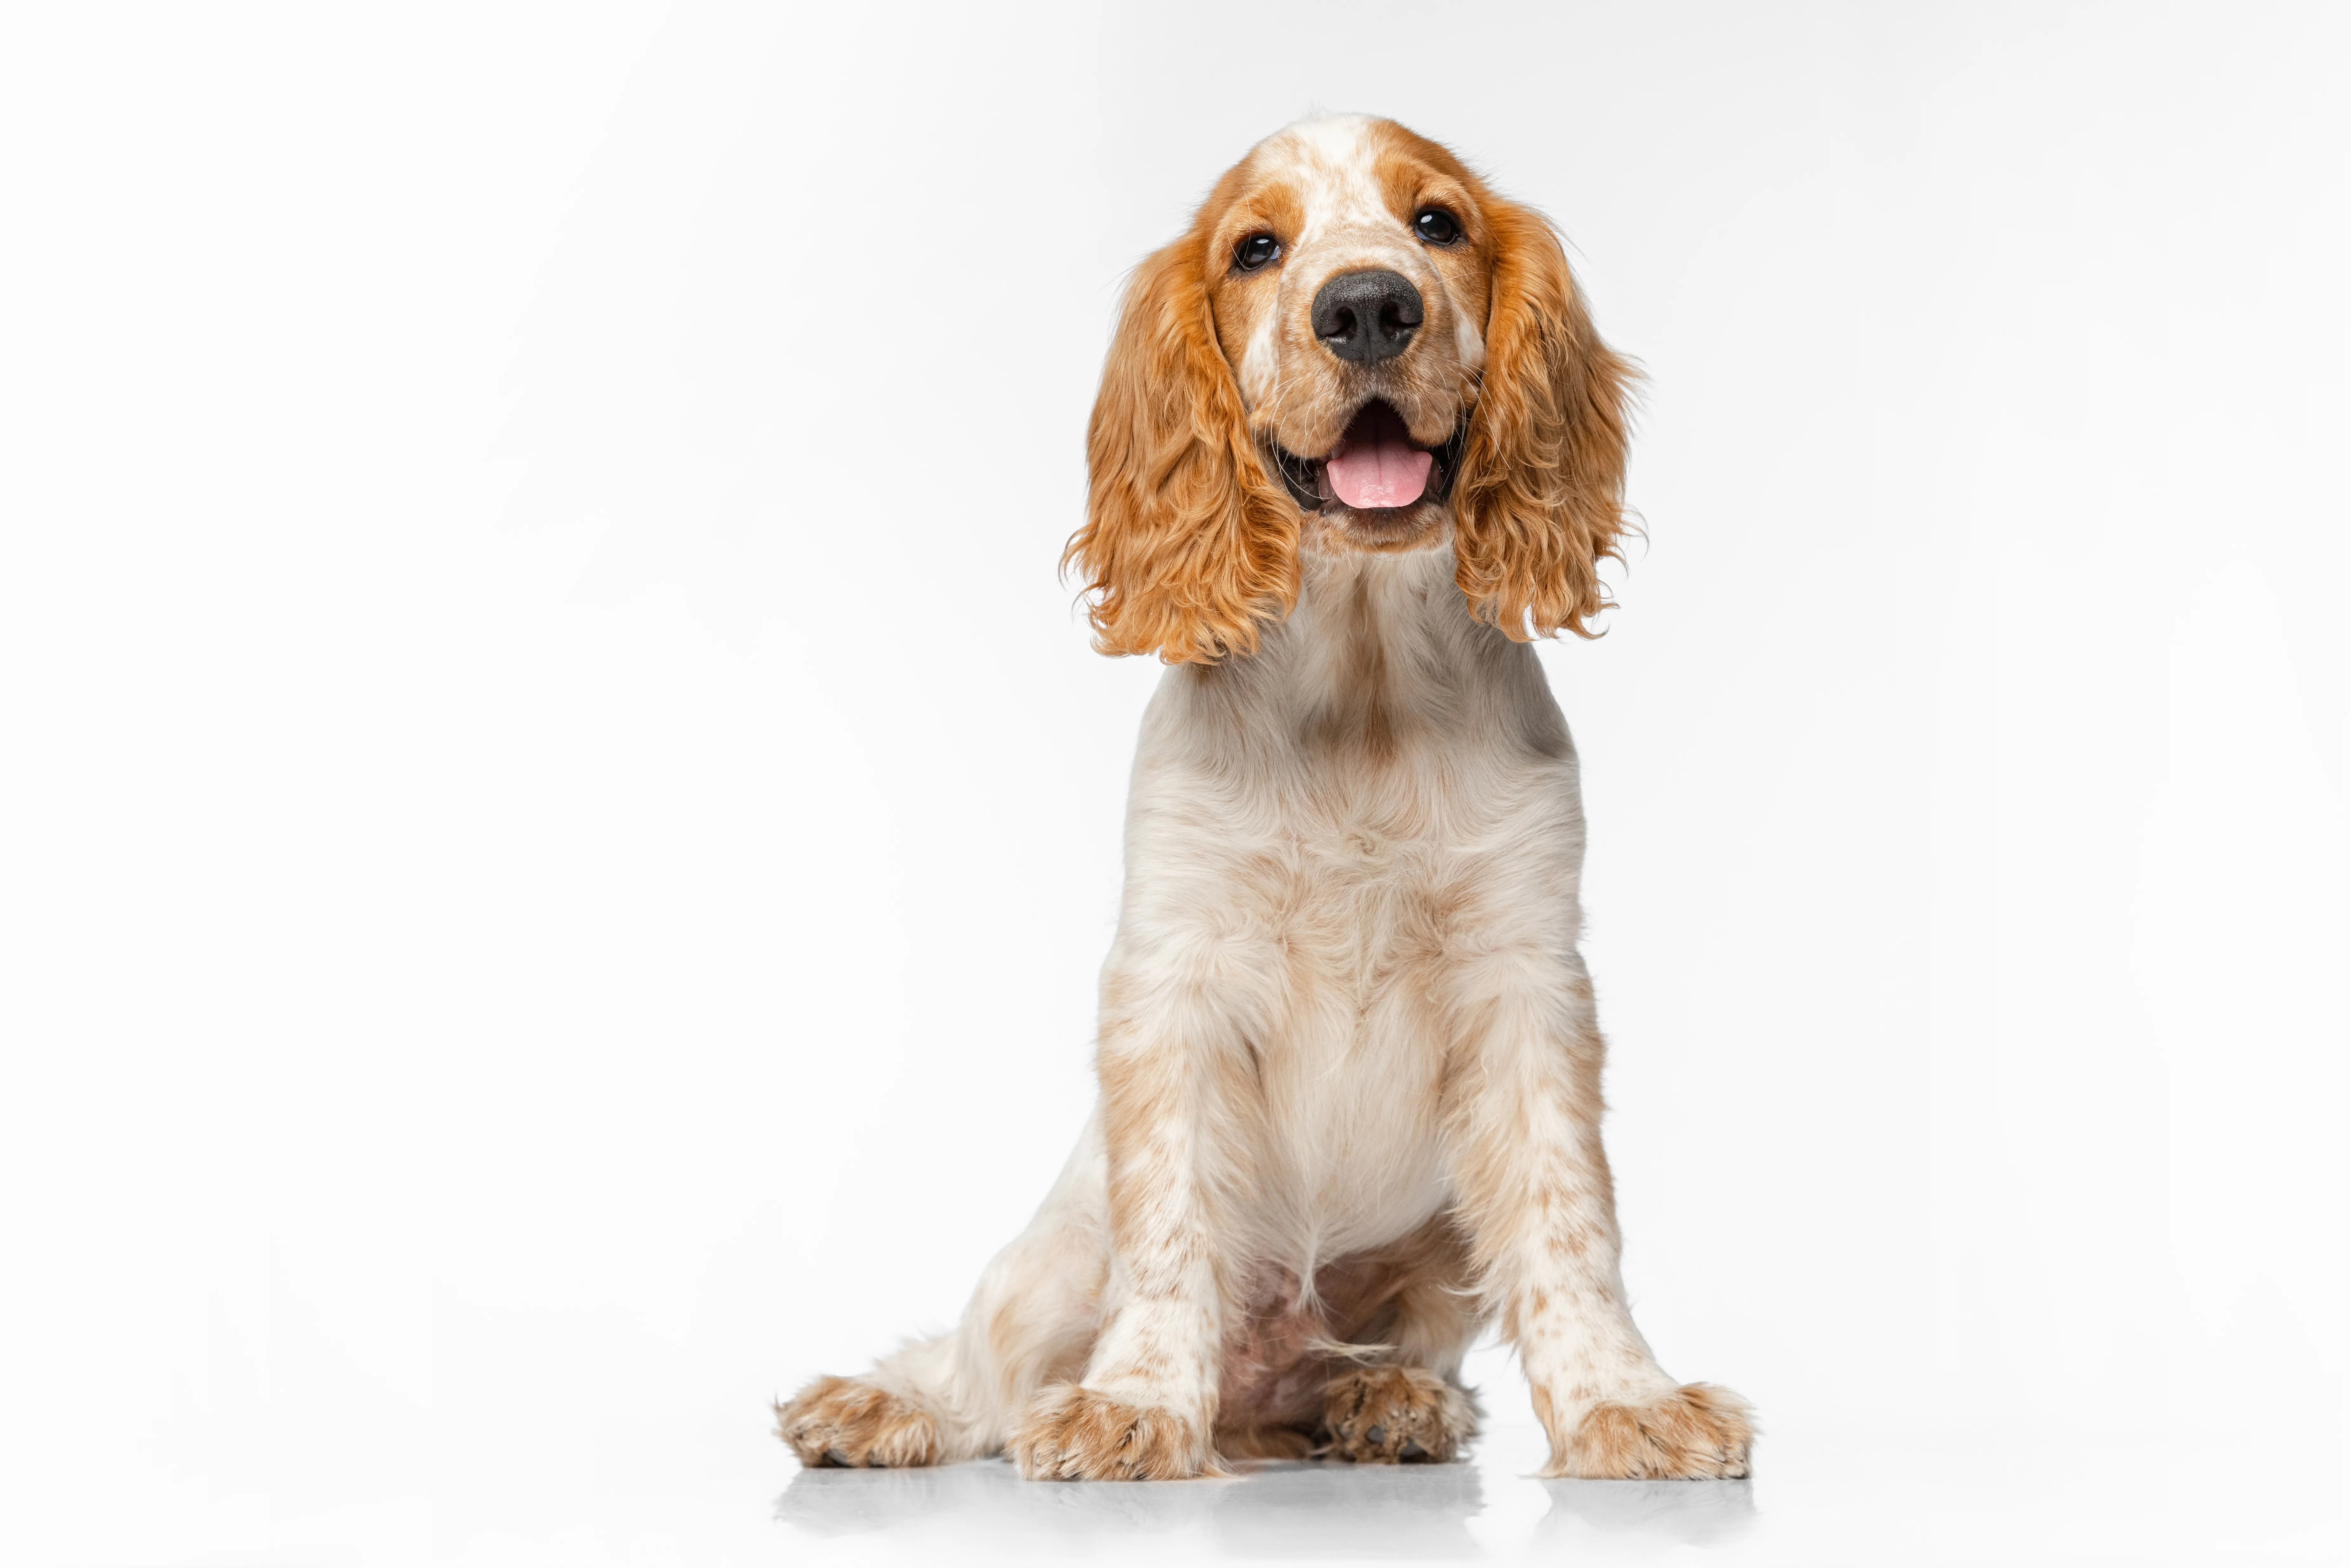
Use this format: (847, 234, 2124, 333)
(1445, 957, 1753, 1479)
(1007, 948, 1256, 1480)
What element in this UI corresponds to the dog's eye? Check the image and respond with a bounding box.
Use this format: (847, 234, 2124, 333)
(1414, 208, 1462, 246)
(1234, 233, 1281, 271)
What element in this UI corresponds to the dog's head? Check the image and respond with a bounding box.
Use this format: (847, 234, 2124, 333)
(1067, 115, 1636, 664)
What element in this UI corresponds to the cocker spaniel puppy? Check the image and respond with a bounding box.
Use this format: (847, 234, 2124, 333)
(779, 115, 1751, 1481)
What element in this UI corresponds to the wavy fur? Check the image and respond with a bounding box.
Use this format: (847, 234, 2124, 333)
(1452, 199, 1637, 640)
(1064, 230, 1301, 663)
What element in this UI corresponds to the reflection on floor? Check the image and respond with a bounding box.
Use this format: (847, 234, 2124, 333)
(779, 1439, 1755, 1560)
(772, 1415, 2345, 1566)
(1534, 1471, 1757, 1545)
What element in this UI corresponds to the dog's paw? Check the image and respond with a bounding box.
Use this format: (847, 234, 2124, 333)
(1009, 1383, 1216, 1480)
(774, 1375, 941, 1468)
(1321, 1365, 1476, 1464)
(1544, 1382, 1753, 1479)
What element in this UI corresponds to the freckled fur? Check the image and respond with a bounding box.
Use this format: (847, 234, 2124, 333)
(780, 116, 1748, 1482)
(1543, 1383, 1756, 1480)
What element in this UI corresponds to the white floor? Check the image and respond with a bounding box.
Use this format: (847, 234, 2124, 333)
(773, 1418, 2342, 1566)
(12, 1342, 2342, 1565)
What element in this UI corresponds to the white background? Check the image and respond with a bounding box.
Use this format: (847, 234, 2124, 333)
(2, 2, 2344, 1564)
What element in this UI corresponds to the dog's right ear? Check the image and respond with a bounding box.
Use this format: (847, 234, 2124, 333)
(1063, 235, 1300, 664)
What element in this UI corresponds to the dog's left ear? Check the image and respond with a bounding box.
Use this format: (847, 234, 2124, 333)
(1451, 200, 1638, 640)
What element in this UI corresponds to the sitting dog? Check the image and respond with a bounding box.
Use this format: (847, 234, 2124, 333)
(778, 115, 1752, 1481)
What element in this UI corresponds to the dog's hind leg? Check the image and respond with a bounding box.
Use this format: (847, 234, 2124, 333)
(1316, 1217, 1486, 1464)
(777, 1118, 1112, 1467)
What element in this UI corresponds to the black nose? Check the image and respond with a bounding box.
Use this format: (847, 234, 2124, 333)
(1311, 269, 1423, 364)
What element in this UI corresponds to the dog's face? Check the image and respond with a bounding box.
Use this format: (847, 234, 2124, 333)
(1067, 116, 1635, 665)
(1203, 118, 1495, 554)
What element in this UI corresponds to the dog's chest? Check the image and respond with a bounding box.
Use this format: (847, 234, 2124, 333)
(1122, 553, 1585, 1247)
(1238, 819, 1477, 1244)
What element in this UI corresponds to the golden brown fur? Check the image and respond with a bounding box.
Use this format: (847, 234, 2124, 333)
(1065, 213, 1302, 664)
(1450, 197, 1636, 640)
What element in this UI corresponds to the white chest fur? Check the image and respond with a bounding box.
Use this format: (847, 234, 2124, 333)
(1106, 545, 1592, 1273)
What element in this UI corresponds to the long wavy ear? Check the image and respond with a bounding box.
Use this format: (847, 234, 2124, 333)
(1451, 199, 1637, 639)
(1063, 237, 1300, 663)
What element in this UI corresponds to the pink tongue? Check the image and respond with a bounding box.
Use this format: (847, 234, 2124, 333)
(1326, 428, 1432, 509)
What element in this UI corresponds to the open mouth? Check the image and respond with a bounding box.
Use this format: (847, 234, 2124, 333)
(1272, 399, 1467, 514)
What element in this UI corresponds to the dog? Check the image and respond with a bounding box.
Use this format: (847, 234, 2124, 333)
(778, 115, 1752, 1482)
